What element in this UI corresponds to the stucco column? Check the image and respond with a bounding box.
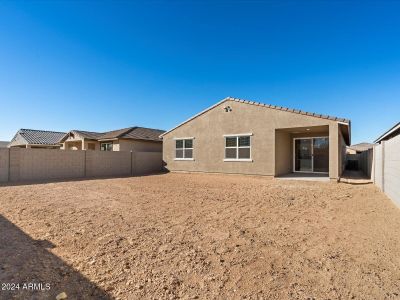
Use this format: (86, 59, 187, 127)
(329, 123, 339, 179)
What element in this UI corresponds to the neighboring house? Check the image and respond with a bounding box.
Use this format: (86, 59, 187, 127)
(161, 97, 351, 180)
(0, 141, 9, 148)
(60, 126, 165, 152)
(8, 129, 66, 149)
(346, 142, 374, 154)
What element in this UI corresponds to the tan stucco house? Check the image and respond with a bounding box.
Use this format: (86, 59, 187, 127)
(60, 126, 165, 152)
(161, 97, 351, 180)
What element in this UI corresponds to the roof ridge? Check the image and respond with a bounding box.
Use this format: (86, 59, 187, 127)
(133, 125, 165, 130)
(115, 126, 137, 138)
(19, 128, 67, 134)
(226, 97, 350, 123)
(73, 129, 103, 134)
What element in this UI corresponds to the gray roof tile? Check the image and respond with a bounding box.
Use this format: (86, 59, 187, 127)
(65, 127, 165, 142)
(12, 129, 66, 145)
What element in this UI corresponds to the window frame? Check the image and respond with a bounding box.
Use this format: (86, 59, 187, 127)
(100, 142, 113, 151)
(174, 137, 194, 161)
(223, 133, 253, 162)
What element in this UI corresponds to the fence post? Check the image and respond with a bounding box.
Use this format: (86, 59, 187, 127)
(84, 150, 87, 178)
(7, 148, 10, 183)
(130, 151, 133, 176)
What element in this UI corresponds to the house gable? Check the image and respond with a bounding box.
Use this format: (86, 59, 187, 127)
(161, 97, 350, 138)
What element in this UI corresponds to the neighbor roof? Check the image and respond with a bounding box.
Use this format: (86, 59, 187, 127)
(118, 127, 166, 142)
(11, 129, 66, 145)
(68, 130, 104, 140)
(160, 97, 350, 137)
(62, 127, 165, 142)
(348, 142, 374, 152)
(374, 122, 400, 143)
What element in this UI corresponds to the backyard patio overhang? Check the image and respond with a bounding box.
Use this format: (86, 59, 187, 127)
(275, 125, 331, 179)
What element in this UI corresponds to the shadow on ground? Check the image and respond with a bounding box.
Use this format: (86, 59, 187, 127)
(0, 215, 112, 300)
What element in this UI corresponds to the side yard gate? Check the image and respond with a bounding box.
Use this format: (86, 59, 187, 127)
(0, 148, 163, 183)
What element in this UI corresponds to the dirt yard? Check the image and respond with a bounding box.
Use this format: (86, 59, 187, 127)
(0, 173, 400, 300)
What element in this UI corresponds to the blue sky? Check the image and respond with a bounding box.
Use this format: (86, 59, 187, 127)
(0, 1, 399, 144)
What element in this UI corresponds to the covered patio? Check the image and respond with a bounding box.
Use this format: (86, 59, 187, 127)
(274, 124, 349, 180)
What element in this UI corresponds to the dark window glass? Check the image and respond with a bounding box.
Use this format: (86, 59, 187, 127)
(176, 149, 183, 158)
(176, 140, 183, 149)
(184, 139, 193, 148)
(238, 136, 250, 147)
(225, 137, 237, 147)
(238, 148, 250, 159)
(225, 148, 237, 159)
(184, 149, 193, 158)
(101, 143, 112, 151)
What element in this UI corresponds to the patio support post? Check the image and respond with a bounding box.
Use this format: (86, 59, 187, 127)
(329, 123, 339, 179)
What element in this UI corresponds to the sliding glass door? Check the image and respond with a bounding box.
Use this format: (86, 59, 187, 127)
(313, 137, 329, 173)
(294, 139, 312, 172)
(294, 137, 329, 173)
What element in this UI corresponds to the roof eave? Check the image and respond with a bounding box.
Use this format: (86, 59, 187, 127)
(374, 122, 400, 143)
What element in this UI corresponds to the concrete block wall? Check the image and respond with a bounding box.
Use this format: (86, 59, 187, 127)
(373, 136, 400, 206)
(374, 143, 384, 190)
(0, 148, 163, 184)
(9, 148, 85, 182)
(133, 152, 163, 175)
(359, 149, 373, 179)
(383, 136, 400, 206)
(86, 151, 131, 177)
(0, 149, 9, 182)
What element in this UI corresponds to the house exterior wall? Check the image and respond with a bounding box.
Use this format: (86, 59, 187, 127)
(163, 100, 346, 179)
(275, 131, 291, 176)
(338, 129, 347, 176)
(118, 139, 162, 152)
(83, 140, 100, 151)
(64, 138, 161, 152)
(8, 133, 27, 148)
(65, 141, 83, 150)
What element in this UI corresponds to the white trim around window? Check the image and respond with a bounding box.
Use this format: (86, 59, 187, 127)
(174, 138, 194, 161)
(224, 134, 252, 162)
(173, 137, 195, 140)
(100, 142, 113, 151)
(223, 133, 253, 137)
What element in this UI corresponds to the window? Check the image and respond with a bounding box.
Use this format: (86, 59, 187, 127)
(175, 138, 193, 160)
(224, 135, 251, 161)
(100, 142, 113, 151)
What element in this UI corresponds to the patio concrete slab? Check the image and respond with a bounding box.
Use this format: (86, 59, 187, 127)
(275, 172, 330, 181)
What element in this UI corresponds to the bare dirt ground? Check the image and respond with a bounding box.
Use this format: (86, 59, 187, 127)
(0, 173, 400, 300)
